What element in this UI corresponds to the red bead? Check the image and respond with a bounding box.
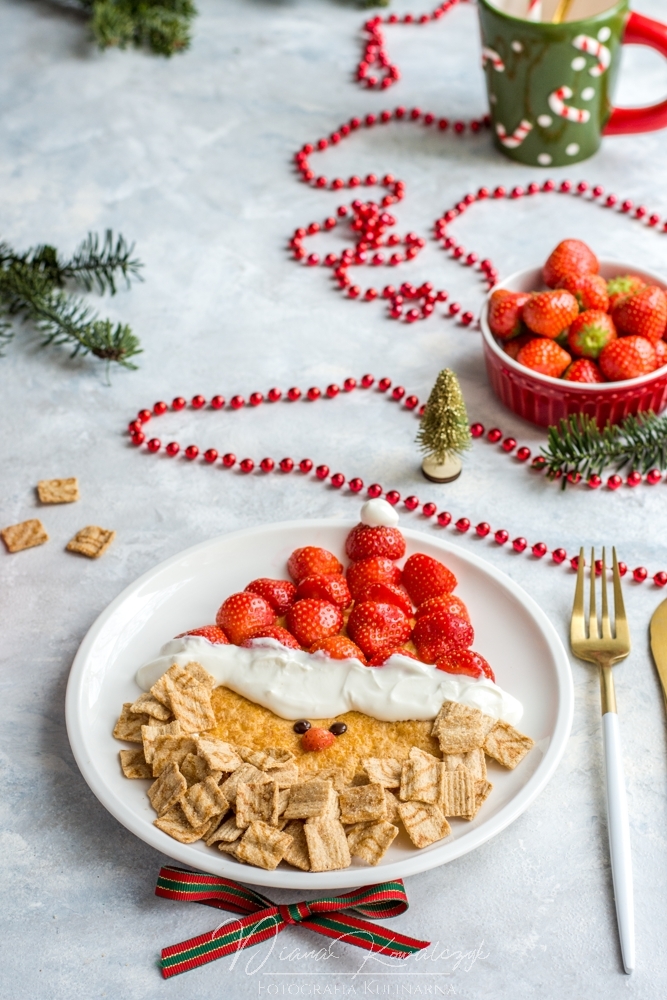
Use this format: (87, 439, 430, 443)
(607, 474, 622, 490)
(621, 199, 633, 212)
(595, 559, 603, 577)
(331, 473, 345, 488)
(606, 194, 618, 207)
(512, 537, 527, 553)
(361, 374, 375, 388)
(633, 566, 648, 582)
(516, 447, 531, 462)
(654, 571, 667, 587)
(299, 459, 313, 473)
(618, 562, 628, 576)
(577, 181, 589, 193)
(231, 395, 245, 409)
(316, 464, 329, 479)
(543, 179, 555, 191)
(348, 285, 361, 298)
(406, 308, 420, 322)
(422, 502, 437, 518)
(153, 401, 167, 415)
(454, 121, 465, 134)
(279, 458, 294, 473)
(138, 409, 152, 423)
(166, 442, 180, 456)
(349, 477, 364, 492)
(567, 471, 581, 485)
(343, 378, 356, 392)
(560, 180, 572, 192)
(652, 214, 664, 227)
(511, 186, 524, 199)
(404, 495, 419, 510)
(288, 387, 302, 401)
(306, 254, 319, 266)
(494, 529, 509, 545)
(211, 395, 225, 409)
(307, 387, 321, 400)
(249, 392, 263, 407)
(391, 386, 405, 400)
(647, 469, 662, 484)
(465, 253, 478, 266)
(404, 395, 419, 410)
(487, 428, 502, 443)
(477, 186, 489, 199)
(260, 458, 275, 473)
(532, 542, 547, 558)
(470, 422, 484, 438)
(460, 312, 474, 326)
(527, 182, 540, 195)
(128, 420, 142, 434)
(240, 458, 255, 473)
(448, 303, 461, 315)
(367, 483, 383, 498)
(635, 206, 647, 218)
(204, 448, 218, 464)
(222, 453, 236, 467)
(130, 431, 145, 446)
(268, 388, 282, 402)
(191, 395, 206, 409)
(326, 384, 340, 398)
(385, 490, 400, 505)
(531, 456, 547, 470)
(437, 511, 452, 527)
(592, 185, 604, 198)
(502, 437, 517, 453)
(626, 470, 642, 487)
(185, 445, 199, 460)
(570, 555, 579, 570)
(378, 377, 391, 392)
(147, 437, 161, 453)
(493, 186, 506, 198)
(456, 518, 471, 533)
(587, 474, 602, 489)
(552, 548, 567, 564)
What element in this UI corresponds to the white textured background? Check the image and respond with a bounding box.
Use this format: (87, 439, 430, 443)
(2, 0, 667, 995)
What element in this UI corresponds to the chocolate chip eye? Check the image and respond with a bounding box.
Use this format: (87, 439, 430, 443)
(293, 720, 311, 734)
(329, 722, 347, 736)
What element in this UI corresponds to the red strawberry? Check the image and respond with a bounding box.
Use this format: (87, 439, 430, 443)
(543, 239, 599, 288)
(487, 289, 531, 340)
(216, 592, 276, 645)
(414, 594, 469, 622)
(599, 336, 657, 381)
(176, 624, 230, 644)
(347, 556, 402, 599)
(567, 310, 617, 359)
(301, 727, 336, 752)
(522, 290, 579, 338)
(285, 598, 343, 646)
(346, 601, 411, 659)
(607, 274, 645, 310)
(557, 272, 609, 312)
(296, 574, 352, 607)
(287, 546, 343, 583)
(357, 581, 412, 616)
(503, 331, 534, 360)
(412, 610, 474, 663)
(562, 359, 605, 383)
(241, 625, 301, 650)
(310, 635, 367, 664)
(612, 286, 667, 343)
(345, 522, 405, 561)
(656, 339, 667, 368)
(402, 553, 457, 606)
(436, 649, 495, 682)
(368, 647, 419, 667)
(516, 338, 572, 378)
(245, 578, 297, 615)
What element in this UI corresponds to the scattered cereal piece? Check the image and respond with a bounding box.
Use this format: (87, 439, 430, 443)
(180, 752, 211, 787)
(440, 769, 476, 819)
(409, 746, 441, 763)
(239, 746, 295, 770)
(236, 820, 293, 870)
(167, 680, 216, 734)
(283, 780, 337, 820)
(474, 779, 493, 814)
(181, 661, 216, 690)
(113, 704, 150, 743)
(266, 763, 299, 788)
(196, 737, 243, 773)
(432, 702, 496, 754)
(141, 721, 183, 763)
(384, 789, 400, 824)
(37, 478, 79, 504)
(362, 757, 402, 788)
(315, 767, 351, 792)
(282, 821, 311, 871)
(339, 783, 387, 825)
(347, 820, 398, 866)
(129, 692, 172, 722)
(66, 525, 115, 559)
(398, 801, 451, 849)
(483, 721, 535, 769)
(236, 781, 280, 829)
(399, 758, 440, 804)
(206, 816, 242, 846)
(151, 735, 198, 776)
(119, 748, 152, 779)
(1, 519, 48, 554)
(218, 840, 244, 859)
(155, 804, 213, 843)
(181, 776, 229, 828)
(221, 763, 270, 805)
(148, 762, 187, 816)
(304, 817, 351, 872)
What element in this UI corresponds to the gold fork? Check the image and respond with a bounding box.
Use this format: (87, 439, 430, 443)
(570, 547, 634, 974)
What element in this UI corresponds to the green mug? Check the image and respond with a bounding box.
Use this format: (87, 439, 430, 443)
(478, 0, 667, 165)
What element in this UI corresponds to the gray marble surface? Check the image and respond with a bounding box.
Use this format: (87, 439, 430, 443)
(3, 0, 667, 995)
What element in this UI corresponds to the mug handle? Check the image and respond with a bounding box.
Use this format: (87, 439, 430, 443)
(604, 11, 667, 135)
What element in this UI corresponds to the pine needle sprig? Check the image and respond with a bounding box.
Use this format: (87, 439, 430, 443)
(59, 230, 143, 294)
(80, 0, 197, 56)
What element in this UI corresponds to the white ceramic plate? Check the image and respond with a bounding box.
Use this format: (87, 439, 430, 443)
(66, 520, 573, 889)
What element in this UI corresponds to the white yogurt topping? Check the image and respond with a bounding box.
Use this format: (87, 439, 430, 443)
(360, 498, 400, 527)
(135, 636, 523, 725)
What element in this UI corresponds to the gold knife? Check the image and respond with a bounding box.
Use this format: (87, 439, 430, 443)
(649, 598, 667, 707)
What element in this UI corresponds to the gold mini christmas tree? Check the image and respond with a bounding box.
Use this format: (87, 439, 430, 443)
(417, 369, 471, 483)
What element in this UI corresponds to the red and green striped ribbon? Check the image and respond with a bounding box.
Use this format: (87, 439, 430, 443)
(156, 865, 430, 979)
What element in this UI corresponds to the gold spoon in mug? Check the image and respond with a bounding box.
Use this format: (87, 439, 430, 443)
(552, 0, 574, 22)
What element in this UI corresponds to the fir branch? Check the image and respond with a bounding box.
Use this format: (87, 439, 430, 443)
(81, 0, 196, 55)
(59, 230, 143, 294)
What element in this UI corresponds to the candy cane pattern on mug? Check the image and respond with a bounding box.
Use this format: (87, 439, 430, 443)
(495, 119, 533, 148)
(548, 86, 591, 124)
(482, 47, 505, 72)
(572, 34, 611, 77)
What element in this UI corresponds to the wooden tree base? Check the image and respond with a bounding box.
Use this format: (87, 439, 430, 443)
(421, 453, 462, 483)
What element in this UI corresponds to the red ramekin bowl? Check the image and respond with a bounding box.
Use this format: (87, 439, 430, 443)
(480, 260, 667, 428)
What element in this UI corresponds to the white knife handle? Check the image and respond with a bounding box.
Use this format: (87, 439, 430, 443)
(602, 712, 635, 974)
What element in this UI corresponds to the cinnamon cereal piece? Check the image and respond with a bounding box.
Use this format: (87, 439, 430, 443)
(206, 816, 242, 847)
(148, 762, 187, 816)
(236, 781, 280, 829)
(440, 769, 476, 819)
(1, 519, 48, 553)
(119, 748, 152, 779)
(239, 746, 295, 770)
(283, 780, 336, 820)
(155, 804, 213, 843)
(347, 821, 398, 866)
(180, 752, 211, 787)
(113, 704, 149, 743)
(221, 763, 270, 805)
(315, 767, 350, 792)
(197, 737, 243, 773)
(384, 789, 400, 824)
(339, 783, 387, 825)
(181, 776, 229, 828)
(150, 665, 190, 707)
(66, 525, 115, 559)
(474, 780, 493, 815)
(399, 758, 440, 804)
(483, 721, 535, 769)
(129, 692, 172, 722)
(141, 721, 183, 763)
(267, 763, 299, 788)
(167, 681, 216, 734)
(277, 787, 291, 818)
(409, 746, 441, 763)
(362, 757, 402, 789)
(181, 661, 216, 690)
(37, 478, 79, 504)
(398, 801, 451, 849)
(218, 840, 244, 859)
(151, 736, 197, 776)
(282, 821, 311, 871)
(304, 817, 351, 871)
(235, 820, 293, 870)
(431, 702, 496, 754)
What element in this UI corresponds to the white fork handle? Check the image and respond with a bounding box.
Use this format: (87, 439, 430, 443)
(602, 712, 635, 974)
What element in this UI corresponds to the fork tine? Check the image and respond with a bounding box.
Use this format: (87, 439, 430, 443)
(600, 547, 611, 639)
(589, 547, 598, 639)
(612, 547, 631, 647)
(571, 546, 587, 642)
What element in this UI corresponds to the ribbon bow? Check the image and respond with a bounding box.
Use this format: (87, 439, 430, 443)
(156, 865, 430, 978)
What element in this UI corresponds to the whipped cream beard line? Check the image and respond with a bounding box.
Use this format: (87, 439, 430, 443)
(136, 636, 524, 726)
(127, 385, 666, 587)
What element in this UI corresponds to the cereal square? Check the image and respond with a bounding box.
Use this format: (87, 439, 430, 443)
(141, 721, 183, 763)
(398, 801, 451, 849)
(399, 758, 440, 804)
(167, 680, 216, 734)
(347, 820, 398, 866)
(384, 789, 400, 824)
(1, 519, 48, 553)
(154, 804, 213, 843)
(235, 820, 293, 870)
(440, 769, 476, 819)
(66, 525, 115, 559)
(236, 781, 280, 829)
(197, 737, 243, 773)
(339, 783, 387, 825)
(304, 818, 351, 872)
(282, 821, 311, 871)
(474, 779, 493, 815)
(151, 735, 197, 776)
(283, 780, 336, 820)
(483, 721, 535, 769)
(206, 816, 242, 847)
(148, 762, 187, 816)
(221, 763, 270, 805)
(432, 702, 496, 754)
(240, 746, 295, 770)
(180, 752, 211, 787)
(129, 692, 172, 722)
(113, 704, 150, 743)
(37, 478, 79, 504)
(119, 748, 152, 779)
(181, 776, 229, 828)
(362, 757, 402, 789)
